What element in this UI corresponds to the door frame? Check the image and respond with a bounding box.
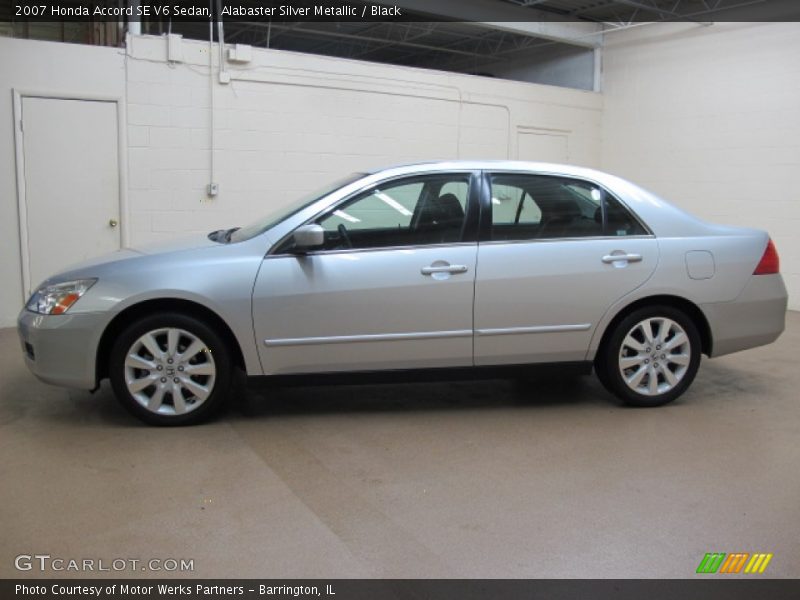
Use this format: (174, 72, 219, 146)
(12, 89, 129, 299)
(516, 125, 571, 162)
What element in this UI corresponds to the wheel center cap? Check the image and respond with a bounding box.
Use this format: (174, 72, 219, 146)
(166, 367, 176, 376)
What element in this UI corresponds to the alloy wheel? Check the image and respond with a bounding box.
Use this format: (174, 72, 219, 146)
(123, 327, 216, 416)
(618, 317, 691, 396)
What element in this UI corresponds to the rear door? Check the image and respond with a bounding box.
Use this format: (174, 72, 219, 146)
(474, 172, 659, 365)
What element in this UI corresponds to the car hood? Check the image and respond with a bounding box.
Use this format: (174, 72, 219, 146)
(42, 248, 143, 280)
(39, 234, 220, 286)
(128, 233, 219, 255)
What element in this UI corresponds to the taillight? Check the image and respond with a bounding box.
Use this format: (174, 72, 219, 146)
(754, 238, 780, 275)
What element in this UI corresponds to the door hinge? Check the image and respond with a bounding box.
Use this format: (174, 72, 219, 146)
(19, 119, 24, 132)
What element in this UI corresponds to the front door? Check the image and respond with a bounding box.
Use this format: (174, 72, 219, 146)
(252, 172, 478, 375)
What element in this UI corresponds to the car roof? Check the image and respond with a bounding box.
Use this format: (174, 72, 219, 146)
(366, 160, 636, 190)
(368, 160, 603, 177)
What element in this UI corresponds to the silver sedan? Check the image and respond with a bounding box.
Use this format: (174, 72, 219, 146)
(18, 161, 787, 425)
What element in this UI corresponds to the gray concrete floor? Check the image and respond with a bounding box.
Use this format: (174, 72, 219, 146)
(1, 314, 799, 579)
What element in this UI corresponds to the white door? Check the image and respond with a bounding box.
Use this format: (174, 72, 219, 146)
(19, 97, 121, 293)
(518, 130, 569, 163)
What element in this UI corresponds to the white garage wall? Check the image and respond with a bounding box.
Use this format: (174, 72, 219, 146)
(0, 37, 125, 327)
(124, 35, 602, 246)
(2, 27, 797, 327)
(0, 34, 601, 326)
(601, 22, 800, 309)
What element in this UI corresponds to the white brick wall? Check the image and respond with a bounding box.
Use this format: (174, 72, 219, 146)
(3, 27, 797, 325)
(0, 34, 601, 325)
(0, 37, 125, 327)
(601, 21, 800, 309)
(124, 35, 602, 245)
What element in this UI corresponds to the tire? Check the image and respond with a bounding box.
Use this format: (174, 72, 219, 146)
(595, 305, 701, 407)
(109, 312, 233, 425)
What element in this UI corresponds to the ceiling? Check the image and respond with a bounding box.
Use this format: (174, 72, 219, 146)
(164, 0, 775, 78)
(498, 0, 772, 24)
(216, 21, 569, 74)
(4, 0, 786, 86)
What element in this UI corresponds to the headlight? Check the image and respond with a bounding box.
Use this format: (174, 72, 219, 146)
(26, 279, 97, 315)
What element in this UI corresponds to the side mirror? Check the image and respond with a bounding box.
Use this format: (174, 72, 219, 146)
(292, 224, 325, 252)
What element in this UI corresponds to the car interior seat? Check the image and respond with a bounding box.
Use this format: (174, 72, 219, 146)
(538, 198, 583, 238)
(416, 193, 465, 243)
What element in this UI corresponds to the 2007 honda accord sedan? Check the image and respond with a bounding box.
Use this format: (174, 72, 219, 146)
(18, 161, 787, 425)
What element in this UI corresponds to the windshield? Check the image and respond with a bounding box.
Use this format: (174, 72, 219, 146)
(229, 173, 366, 243)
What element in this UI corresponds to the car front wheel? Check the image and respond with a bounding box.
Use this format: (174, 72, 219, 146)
(109, 313, 233, 425)
(596, 306, 701, 407)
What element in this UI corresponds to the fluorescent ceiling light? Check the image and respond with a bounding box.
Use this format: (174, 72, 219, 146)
(334, 210, 360, 223)
(376, 192, 413, 216)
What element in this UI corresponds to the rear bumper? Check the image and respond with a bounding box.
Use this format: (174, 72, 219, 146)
(702, 274, 787, 358)
(17, 309, 105, 390)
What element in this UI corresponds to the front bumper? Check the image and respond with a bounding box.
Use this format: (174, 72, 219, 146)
(17, 309, 107, 390)
(702, 274, 788, 358)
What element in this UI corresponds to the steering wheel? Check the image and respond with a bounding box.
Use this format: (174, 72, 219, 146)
(337, 223, 353, 249)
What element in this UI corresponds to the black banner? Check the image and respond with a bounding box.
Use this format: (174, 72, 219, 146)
(4, 579, 800, 600)
(3, 0, 800, 23)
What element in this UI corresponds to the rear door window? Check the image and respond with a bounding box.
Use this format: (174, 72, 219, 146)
(488, 174, 647, 240)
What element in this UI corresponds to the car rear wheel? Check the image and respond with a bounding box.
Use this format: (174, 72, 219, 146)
(596, 305, 701, 407)
(109, 313, 233, 425)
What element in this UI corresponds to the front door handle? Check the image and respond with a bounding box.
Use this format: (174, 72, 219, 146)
(602, 253, 642, 264)
(421, 264, 469, 275)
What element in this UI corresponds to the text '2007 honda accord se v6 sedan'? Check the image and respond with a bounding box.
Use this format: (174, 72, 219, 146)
(18, 161, 787, 425)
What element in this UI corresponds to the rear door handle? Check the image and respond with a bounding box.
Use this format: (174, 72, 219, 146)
(421, 264, 469, 275)
(602, 253, 643, 264)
